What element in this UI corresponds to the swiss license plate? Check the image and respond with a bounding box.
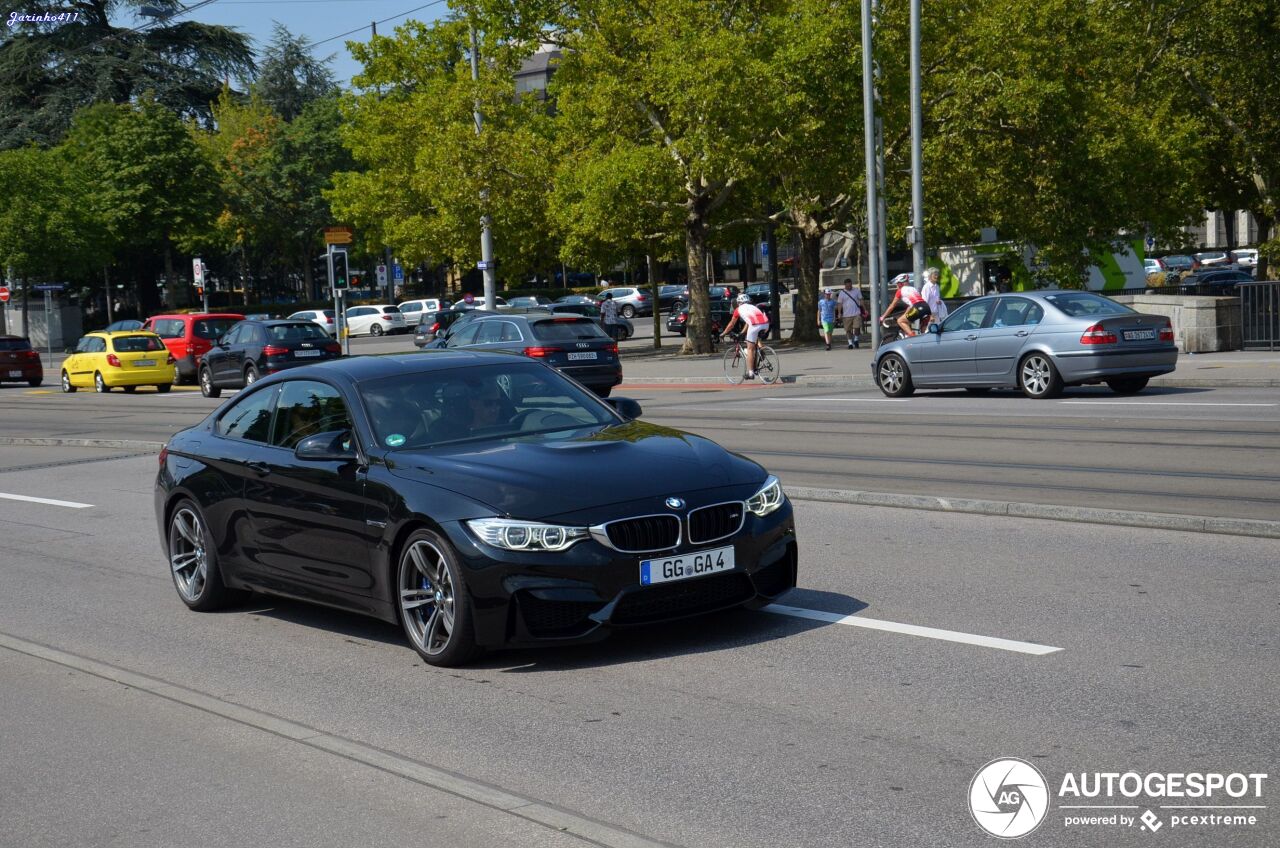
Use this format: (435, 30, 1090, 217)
(640, 545, 735, 586)
(1123, 328, 1156, 341)
(134, 359, 155, 367)
(295, 349, 321, 358)
(7, 370, 22, 378)
(567, 351, 598, 361)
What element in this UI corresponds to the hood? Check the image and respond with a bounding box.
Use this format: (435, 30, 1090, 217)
(387, 420, 765, 520)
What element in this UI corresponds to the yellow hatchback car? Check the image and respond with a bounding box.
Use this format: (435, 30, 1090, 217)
(61, 331, 177, 394)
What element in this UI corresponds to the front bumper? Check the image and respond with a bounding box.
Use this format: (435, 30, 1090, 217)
(440, 500, 798, 648)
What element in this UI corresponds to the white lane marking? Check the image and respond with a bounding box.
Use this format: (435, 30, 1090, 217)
(1060, 401, 1276, 407)
(762, 396, 912, 403)
(761, 603, 1062, 655)
(0, 492, 94, 509)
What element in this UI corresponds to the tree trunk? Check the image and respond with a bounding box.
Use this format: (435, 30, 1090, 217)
(1253, 211, 1273, 280)
(791, 232, 822, 344)
(241, 246, 251, 307)
(681, 220, 713, 354)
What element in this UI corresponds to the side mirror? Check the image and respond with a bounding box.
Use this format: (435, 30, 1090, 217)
(605, 397, 643, 420)
(928, 323, 942, 335)
(295, 430, 357, 462)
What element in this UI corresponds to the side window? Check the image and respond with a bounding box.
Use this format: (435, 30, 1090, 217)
(499, 322, 523, 342)
(942, 301, 993, 333)
(449, 322, 483, 346)
(271, 381, 354, 450)
(75, 337, 94, 353)
(90, 337, 107, 353)
(474, 321, 512, 344)
(221, 326, 243, 345)
(247, 325, 266, 345)
(990, 298, 1043, 327)
(216, 386, 279, 443)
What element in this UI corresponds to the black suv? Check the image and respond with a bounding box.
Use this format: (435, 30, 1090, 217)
(200, 319, 341, 397)
(440, 312, 622, 396)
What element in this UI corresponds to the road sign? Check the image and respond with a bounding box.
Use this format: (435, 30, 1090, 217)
(0, 286, 9, 303)
(393, 263, 404, 282)
(477, 260, 494, 271)
(376, 264, 387, 287)
(761, 241, 769, 257)
(324, 226, 354, 245)
(33, 283, 65, 292)
(193, 258, 205, 285)
(1145, 236, 1156, 251)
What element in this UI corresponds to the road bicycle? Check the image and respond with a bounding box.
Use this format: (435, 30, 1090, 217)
(722, 333, 780, 385)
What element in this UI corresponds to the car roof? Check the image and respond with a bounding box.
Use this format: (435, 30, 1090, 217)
(276, 350, 531, 383)
(149, 312, 244, 320)
(90, 329, 164, 337)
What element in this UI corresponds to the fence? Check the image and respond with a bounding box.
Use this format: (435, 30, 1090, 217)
(1240, 280, 1280, 351)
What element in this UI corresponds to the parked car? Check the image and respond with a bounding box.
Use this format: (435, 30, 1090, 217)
(1143, 258, 1165, 277)
(670, 285, 739, 313)
(667, 301, 734, 337)
(0, 335, 43, 387)
(1174, 269, 1253, 293)
(143, 312, 245, 384)
(555, 294, 597, 306)
(1192, 251, 1232, 268)
(1159, 254, 1195, 274)
(1231, 248, 1258, 272)
(199, 320, 342, 398)
(870, 291, 1177, 399)
(287, 309, 338, 335)
(345, 304, 408, 336)
(156, 352, 796, 665)
(595, 287, 652, 319)
(397, 298, 451, 325)
(104, 319, 144, 332)
(441, 312, 622, 396)
(512, 303, 635, 340)
(744, 283, 788, 308)
(61, 331, 176, 394)
(507, 295, 555, 309)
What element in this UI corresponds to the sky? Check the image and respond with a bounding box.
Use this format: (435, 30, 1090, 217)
(137, 0, 452, 87)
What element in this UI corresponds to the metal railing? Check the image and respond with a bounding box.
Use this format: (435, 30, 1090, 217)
(1240, 280, 1280, 351)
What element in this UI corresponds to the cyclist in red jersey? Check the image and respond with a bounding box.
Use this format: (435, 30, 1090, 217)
(880, 274, 931, 338)
(722, 294, 770, 380)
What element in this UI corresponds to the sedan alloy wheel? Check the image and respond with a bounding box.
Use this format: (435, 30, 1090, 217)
(200, 366, 220, 398)
(1019, 353, 1063, 399)
(397, 531, 479, 666)
(167, 501, 243, 610)
(876, 354, 915, 397)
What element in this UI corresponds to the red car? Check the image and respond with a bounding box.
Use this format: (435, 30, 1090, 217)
(0, 335, 43, 387)
(143, 313, 244, 384)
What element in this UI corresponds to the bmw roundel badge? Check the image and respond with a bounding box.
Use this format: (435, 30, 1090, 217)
(665, 497, 685, 510)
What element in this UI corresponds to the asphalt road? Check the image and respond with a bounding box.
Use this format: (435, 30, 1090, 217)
(3, 375, 1278, 522)
(0, 449, 1275, 846)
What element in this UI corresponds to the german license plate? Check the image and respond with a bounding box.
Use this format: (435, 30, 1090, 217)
(640, 545, 734, 586)
(567, 351, 597, 361)
(134, 359, 155, 367)
(295, 349, 321, 358)
(7, 370, 21, 378)
(1123, 328, 1156, 341)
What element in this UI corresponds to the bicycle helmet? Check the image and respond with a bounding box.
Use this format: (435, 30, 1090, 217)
(736, 293, 751, 304)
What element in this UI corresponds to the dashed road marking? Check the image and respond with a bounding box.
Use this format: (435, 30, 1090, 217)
(0, 491, 94, 509)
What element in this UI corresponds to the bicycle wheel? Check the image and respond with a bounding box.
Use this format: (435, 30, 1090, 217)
(756, 345, 781, 384)
(722, 344, 744, 384)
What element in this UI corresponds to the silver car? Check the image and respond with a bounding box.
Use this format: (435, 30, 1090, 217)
(871, 291, 1177, 399)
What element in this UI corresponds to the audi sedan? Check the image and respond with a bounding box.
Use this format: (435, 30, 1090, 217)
(871, 291, 1177, 398)
(155, 352, 797, 666)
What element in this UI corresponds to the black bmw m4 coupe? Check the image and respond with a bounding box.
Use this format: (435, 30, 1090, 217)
(155, 351, 798, 666)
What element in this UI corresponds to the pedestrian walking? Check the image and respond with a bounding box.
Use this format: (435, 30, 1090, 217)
(600, 291, 622, 341)
(920, 267, 948, 331)
(835, 278, 864, 348)
(817, 290, 837, 350)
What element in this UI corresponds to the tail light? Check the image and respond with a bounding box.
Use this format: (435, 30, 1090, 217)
(635, 293, 646, 301)
(166, 353, 176, 365)
(677, 313, 687, 323)
(605, 342, 619, 355)
(1159, 320, 1174, 342)
(325, 343, 342, 354)
(429, 322, 440, 333)
(1080, 323, 1117, 345)
(326, 315, 334, 323)
(23, 349, 39, 360)
(523, 346, 563, 358)
(158, 445, 168, 468)
(381, 315, 393, 321)
(262, 345, 289, 357)
(106, 354, 121, 367)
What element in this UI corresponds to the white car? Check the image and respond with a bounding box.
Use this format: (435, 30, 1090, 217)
(345, 304, 408, 336)
(287, 309, 337, 335)
(396, 298, 450, 326)
(1231, 248, 1258, 272)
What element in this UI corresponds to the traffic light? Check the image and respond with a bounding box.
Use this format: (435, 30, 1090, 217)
(331, 249, 349, 291)
(351, 273, 363, 289)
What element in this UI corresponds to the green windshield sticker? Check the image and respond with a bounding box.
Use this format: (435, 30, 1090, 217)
(385, 434, 406, 447)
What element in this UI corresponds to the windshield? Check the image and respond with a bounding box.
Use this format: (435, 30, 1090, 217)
(531, 319, 608, 341)
(1042, 292, 1134, 317)
(359, 363, 617, 450)
(0, 338, 32, 351)
(112, 334, 165, 352)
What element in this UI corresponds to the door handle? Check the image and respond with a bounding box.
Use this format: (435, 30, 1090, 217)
(1015, 330, 1030, 337)
(965, 334, 978, 340)
(245, 461, 271, 476)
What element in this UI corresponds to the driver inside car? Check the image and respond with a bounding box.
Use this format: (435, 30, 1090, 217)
(430, 380, 514, 444)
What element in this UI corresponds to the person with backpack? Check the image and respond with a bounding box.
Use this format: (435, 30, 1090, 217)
(836, 279, 864, 349)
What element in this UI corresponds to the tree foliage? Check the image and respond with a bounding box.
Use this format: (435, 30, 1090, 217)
(0, 145, 107, 279)
(253, 23, 338, 122)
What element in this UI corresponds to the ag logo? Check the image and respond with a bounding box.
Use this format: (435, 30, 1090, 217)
(969, 758, 1049, 839)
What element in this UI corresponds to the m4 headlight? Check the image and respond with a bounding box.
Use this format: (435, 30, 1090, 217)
(745, 475, 785, 517)
(467, 518, 589, 552)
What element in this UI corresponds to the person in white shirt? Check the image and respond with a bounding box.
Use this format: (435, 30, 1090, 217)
(722, 294, 770, 379)
(880, 275, 930, 338)
(835, 279, 864, 348)
(599, 292, 622, 341)
(919, 267, 949, 331)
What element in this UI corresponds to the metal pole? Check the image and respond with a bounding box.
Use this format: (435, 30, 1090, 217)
(909, 0, 925, 283)
(766, 223, 780, 341)
(44, 290, 53, 368)
(861, 0, 882, 348)
(470, 23, 497, 310)
(648, 253, 661, 350)
(103, 267, 113, 325)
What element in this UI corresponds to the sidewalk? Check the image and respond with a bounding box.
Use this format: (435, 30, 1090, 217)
(616, 335, 1280, 389)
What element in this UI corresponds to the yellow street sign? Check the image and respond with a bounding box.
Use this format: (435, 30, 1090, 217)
(324, 226, 354, 245)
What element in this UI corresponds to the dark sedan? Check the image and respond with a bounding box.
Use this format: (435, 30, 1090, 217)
(871, 291, 1177, 398)
(155, 353, 797, 666)
(667, 301, 734, 337)
(200, 319, 341, 397)
(441, 312, 622, 396)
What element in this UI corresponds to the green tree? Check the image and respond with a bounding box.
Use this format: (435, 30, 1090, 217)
(253, 23, 338, 122)
(0, 0, 254, 148)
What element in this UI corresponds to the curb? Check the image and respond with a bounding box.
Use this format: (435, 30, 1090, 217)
(786, 486, 1280, 540)
(0, 437, 165, 450)
(618, 374, 1278, 389)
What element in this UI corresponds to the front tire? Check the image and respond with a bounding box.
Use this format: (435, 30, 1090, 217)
(1106, 376, 1149, 395)
(168, 500, 246, 611)
(199, 366, 220, 398)
(61, 371, 76, 393)
(396, 530, 480, 667)
(722, 345, 744, 384)
(94, 372, 109, 393)
(876, 354, 915, 397)
(1019, 353, 1063, 399)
